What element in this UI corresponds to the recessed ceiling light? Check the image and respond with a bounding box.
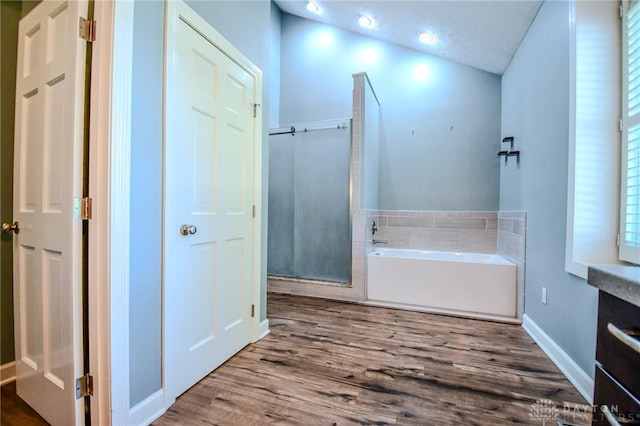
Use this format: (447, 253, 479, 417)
(306, 1, 320, 14)
(419, 31, 438, 46)
(358, 14, 374, 28)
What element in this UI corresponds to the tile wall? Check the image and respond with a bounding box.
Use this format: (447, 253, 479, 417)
(497, 211, 527, 320)
(375, 211, 498, 254)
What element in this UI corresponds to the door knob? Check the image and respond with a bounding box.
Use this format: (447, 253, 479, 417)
(179, 224, 197, 236)
(2, 221, 19, 235)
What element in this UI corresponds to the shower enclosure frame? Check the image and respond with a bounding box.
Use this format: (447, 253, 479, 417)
(267, 118, 354, 286)
(268, 72, 379, 302)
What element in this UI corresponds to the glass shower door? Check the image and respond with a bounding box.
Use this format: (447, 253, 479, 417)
(268, 120, 351, 283)
(267, 132, 295, 277)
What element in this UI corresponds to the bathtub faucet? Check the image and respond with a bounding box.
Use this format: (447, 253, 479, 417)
(372, 239, 388, 245)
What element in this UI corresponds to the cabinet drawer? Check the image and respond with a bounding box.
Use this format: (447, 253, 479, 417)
(593, 366, 640, 425)
(596, 291, 640, 396)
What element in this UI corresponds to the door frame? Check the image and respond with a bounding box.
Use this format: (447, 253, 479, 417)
(89, 1, 267, 424)
(87, 1, 134, 425)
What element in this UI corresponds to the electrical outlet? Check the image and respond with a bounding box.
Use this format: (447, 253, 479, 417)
(541, 287, 547, 305)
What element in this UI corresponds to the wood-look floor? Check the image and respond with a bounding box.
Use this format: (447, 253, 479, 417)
(155, 293, 592, 425)
(0, 381, 49, 426)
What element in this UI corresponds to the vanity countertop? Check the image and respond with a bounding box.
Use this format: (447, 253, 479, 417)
(588, 264, 640, 307)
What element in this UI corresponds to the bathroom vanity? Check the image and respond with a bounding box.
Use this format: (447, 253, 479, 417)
(588, 265, 640, 425)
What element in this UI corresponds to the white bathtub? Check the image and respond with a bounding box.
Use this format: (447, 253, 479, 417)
(367, 248, 517, 320)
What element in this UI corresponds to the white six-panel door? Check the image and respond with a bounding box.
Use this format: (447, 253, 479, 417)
(12, 1, 88, 425)
(164, 3, 258, 402)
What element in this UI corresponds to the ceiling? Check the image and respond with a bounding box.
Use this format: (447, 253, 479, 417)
(273, 0, 544, 75)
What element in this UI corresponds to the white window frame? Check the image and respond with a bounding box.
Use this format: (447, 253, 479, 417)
(620, 0, 640, 265)
(565, 0, 621, 278)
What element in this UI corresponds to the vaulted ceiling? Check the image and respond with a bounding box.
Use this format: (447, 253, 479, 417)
(274, 0, 544, 75)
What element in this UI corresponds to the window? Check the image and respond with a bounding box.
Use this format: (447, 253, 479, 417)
(621, 0, 640, 264)
(565, 0, 621, 278)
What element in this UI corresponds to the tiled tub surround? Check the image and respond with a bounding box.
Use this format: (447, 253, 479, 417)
(376, 211, 498, 253)
(372, 209, 527, 321)
(497, 211, 527, 320)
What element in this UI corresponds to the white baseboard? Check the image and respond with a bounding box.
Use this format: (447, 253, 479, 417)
(258, 319, 270, 340)
(0, 361, 16, 386)
(128, 389, 166, 426)
(522, 314, 594, 404)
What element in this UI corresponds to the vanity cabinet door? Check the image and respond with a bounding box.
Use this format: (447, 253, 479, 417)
(592, 366, 640, 425)
(596, 291, 640, 396)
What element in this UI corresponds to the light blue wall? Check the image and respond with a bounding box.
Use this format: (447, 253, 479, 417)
(269, 2, 281, 129)
(501, 0, 598, 379)
(279, 13, 502, 211)
(128, 0, 272, 406)
(129, 0, 163, 407)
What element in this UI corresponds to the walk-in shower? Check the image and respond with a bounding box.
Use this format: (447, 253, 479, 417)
(267, 119, 352, 283)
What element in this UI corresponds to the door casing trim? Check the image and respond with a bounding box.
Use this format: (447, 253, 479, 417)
(92, 1, 267, 424)
(88, 0, 135, 424)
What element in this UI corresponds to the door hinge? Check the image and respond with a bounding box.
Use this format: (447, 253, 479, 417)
(252, 205, 256, 218)
(251, 304, 255, 318)
(79, 17, 96, 42)
(620, 3, 624, 18)
(617, 233, 621, 247)
(75, 374, 93, 399)
(620, 118, 624, 132)
(252, 103, 261, 118)
(74, 197, 93, 220)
